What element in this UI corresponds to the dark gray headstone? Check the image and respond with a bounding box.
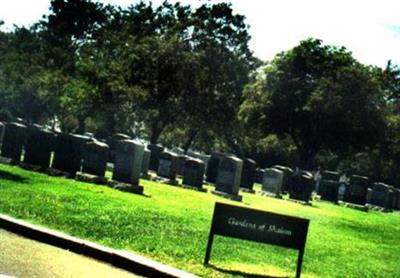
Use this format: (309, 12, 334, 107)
(288, 171, 314, 202)
(112, 140, 144, 185)
(157, 151, 178, 180)
(106, 133, 130, 163)
(343, 175, 369, 205)
(182, 158, 205, 188)
(393, 188, 400, 210)
(321, 171, 340, 181)
(206, 152, 225, 183)
(23, 126, 55, 169)
(254, 169, 265, 184)
(240, 158, 257, 191)
(273, 165, 293, 192)
(215, 155, 243, 195)
(369, 182, 391, 208)
(0, 122, 5, 147)
(52, 133, 89, 176)
(82, 140, 109, 177)
(141, 148, 151, 176)
(176, 155, 190, 176)
(262, 168, 284, 196)
(319, 180, 340, 203)
(0, 122, 27, 162)
(147, 144, 164, 171)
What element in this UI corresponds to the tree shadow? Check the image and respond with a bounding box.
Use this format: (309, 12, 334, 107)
(0, 169, 27, 183)
(206, 264, 290, 278)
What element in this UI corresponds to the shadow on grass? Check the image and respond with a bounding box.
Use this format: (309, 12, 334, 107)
(207, 264, 289, 278)
(0, 169, 27, 183)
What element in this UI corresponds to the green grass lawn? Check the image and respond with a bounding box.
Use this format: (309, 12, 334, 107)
(0, 163, 399, 277)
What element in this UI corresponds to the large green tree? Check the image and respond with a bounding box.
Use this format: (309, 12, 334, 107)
(240, 38, 386, 169)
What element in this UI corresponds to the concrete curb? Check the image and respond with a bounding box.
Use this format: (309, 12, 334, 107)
(0, 214, 198, 278)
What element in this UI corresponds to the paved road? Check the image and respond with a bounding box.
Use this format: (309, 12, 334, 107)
(0, 229, 141, 278)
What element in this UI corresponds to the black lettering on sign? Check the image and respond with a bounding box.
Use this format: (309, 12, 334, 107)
(204, 202, 310, 278)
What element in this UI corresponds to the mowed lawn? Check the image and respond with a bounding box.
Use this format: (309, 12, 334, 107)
(0, 164, 399, 278)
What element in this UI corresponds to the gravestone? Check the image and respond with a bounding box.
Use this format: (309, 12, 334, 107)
(240, 158, 257, 192)
(112, 139, 144, 186)
(338, 183, 347, 201)
(23, 126, 55, 170)
(343, 175, 369, 205)
(369, 183, 391, 208)
(318, 171, 341, 203)
(182, 158, 205, 189)
(393, 188, 400, 210)
(141, 148, 151, 177)
(214, 155, 243, 200)
(273, 165, 293, 192)
(82, 140, 109, 177)
(52, 133, 89, 176)
(288, 171, 314, 203)
(147, 144, 164, 171)
(0, 122, 27, 162)
(176, 155, 190, 176)
(106, 133, 130, 163)
(157, 151, 178, 180)
(254, 169, 265, 184)
(261, 168, 284, 197)
(0, 122, 5, 147)
(206, 152, 225, 183)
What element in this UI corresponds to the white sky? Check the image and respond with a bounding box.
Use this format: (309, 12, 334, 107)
(1, 0, 399, 68)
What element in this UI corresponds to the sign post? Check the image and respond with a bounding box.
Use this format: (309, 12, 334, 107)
(204, 202, 310, 278)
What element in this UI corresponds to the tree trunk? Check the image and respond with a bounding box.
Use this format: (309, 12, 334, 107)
(183, 129, 198, 154)
(77, 115, 86, 134)
(149, 119, 166, 144)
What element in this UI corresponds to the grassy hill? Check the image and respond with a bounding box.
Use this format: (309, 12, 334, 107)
(0, 163, 399, 277)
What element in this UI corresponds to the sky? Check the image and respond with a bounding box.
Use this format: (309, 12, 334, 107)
(0, 0, 399, 68)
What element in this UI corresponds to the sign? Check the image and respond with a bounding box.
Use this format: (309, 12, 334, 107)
(204, 202, 309, 278)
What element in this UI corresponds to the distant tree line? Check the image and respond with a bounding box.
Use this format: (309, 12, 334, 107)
(0, 0, 399, 186)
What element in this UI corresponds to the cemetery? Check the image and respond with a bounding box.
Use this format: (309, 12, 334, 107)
(1, 1, 400, 277)
(0, 120, 400, 277)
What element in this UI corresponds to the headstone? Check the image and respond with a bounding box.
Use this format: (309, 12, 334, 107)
(288, 171, 314, 203)
(240, 158, 257, 191)
(273, 165, 293, 192)
(318, 171, 341, 203)
(157, 151, 178, 180)
(106, 133, 130, 162)
(206, 152, 225, 183)
(343, 175, 370, 205)
(214, 155, 243, 197)
(52, 133, 89, 176)
(261, 168, 284, 197)
(0, 122, 27, 162)
(82, 140, 109, 177)
(175, 155, 190, 176)
(369, 183, 394, 209)
(393, 188, 400, 210)
(338, 183, 347, 201)
(0, 122, 5, 147)
(254, 169, 265, 184)
(23, 126, 55, 169)
(112, 139, 144, 185)
(182, 158, 205, 189)
(141, 148, 151, 176)
(147, 144, 164, 171)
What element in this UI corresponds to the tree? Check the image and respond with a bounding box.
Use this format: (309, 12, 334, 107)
(240, 38, 386, 169)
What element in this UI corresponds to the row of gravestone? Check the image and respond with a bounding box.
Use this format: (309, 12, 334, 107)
(0, 122, 147, 192)
(2, 121, 399, 209)
(316, 170, 400, 211)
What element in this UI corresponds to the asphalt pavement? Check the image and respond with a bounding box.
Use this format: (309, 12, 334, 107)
(0, 229, 141, 278)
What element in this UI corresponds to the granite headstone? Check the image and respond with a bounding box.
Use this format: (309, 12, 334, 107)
(82, 140, 109, 177)
(239, 158, 257, 191)
(23, 126, 55, 169)
(147, 144, 164, 171)
(112, 139, 144, 185)
(157, 151, 178, 180)
(0, 122, 27, 162)
(206, 152, 225, 183)
(182, 158, 205, 189)
(215, 155, 243, 196)
(261, 168, 284, 197)
(343, 175, 370, 205)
